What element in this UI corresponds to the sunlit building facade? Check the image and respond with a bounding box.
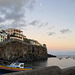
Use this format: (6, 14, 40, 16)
(6, 28, 26, 41)
(0, 27, 7, 42)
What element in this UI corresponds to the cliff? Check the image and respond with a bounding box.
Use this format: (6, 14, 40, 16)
(0, 40, 48, 63)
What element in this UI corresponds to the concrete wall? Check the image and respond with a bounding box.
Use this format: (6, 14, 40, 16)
(4, 66, 75, 75)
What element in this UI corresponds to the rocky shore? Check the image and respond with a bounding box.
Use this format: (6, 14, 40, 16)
(47, 54, 56, 57)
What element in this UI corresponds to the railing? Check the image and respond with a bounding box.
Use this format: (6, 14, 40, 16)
(10, 35, 22, 39)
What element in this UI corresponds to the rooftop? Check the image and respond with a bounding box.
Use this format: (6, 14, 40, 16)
(6, 28, 23, 32)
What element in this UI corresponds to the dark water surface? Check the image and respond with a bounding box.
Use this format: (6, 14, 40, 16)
(26, 56, 75, 69)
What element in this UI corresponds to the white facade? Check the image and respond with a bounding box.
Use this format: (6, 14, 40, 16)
(0, 28, 7, 42)
(30, 40, 41, 46)
(6, 28, 26, 41)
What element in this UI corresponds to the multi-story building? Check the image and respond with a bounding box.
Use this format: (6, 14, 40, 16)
(6, 28, 26, 41)
(0, 27, 7, 42)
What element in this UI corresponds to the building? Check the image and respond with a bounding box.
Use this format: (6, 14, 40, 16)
(0, 27, 7, 42)
(43, 44, 47, 48)
(30, 40, 41, 46)
(6, 28, 26, 41)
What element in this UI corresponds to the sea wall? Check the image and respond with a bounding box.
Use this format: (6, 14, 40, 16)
(4, 66, 75, 75)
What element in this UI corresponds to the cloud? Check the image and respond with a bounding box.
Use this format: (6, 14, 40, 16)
(29, 20, 48, 28)
(29, 20, 40, 26)
(0, 0, 35, 29)
(39, 22, 48, 28)
(28, 0, 35, 10)
(48, 32, 56, 36)
(48, 26, 55, 30)
(60, 29, 71, 34)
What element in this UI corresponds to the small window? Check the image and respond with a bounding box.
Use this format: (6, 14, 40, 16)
(20, 64, 24, 67)
(1, 35, 2, 38)
(1, 39, 2, 41)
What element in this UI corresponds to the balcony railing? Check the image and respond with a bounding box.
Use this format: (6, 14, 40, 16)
(10, 34, 22, 39)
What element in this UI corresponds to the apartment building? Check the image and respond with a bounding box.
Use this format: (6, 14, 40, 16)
(6, 28, 26, 41)
(0, 27, 7, 42)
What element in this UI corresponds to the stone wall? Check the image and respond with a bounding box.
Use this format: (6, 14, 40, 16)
(4, 66, 75, 75)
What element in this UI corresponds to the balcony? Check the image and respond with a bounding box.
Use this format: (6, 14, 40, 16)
(10, 34, 22, 39)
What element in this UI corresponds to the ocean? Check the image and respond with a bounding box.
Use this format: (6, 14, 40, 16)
(26, 55, 75, 69)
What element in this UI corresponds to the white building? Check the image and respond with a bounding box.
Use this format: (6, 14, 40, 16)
(30, 40, 41, 46)
(6, 28, 26, 41)
(0, 27, 7, 42)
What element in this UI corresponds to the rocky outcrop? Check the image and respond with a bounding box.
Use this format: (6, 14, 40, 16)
(0, 40, 48, 63)
(48, 54, 56, 57)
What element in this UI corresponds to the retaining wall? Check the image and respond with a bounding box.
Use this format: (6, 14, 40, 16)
(4, 66, 75, 75)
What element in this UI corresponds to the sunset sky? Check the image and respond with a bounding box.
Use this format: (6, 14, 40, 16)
(0, 0, 75, 55)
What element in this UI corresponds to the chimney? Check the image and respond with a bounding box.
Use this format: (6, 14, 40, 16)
(0, 27, 1, 31)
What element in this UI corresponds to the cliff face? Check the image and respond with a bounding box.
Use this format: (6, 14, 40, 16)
(0, 40, 48, 62)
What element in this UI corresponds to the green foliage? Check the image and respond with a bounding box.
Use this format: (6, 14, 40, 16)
(14, 54, 18, 56)
(24, 38, 31, 44)
(11, 40, 17, 43)
(6, 42, 11, 45)
(0, 44, 4, 47)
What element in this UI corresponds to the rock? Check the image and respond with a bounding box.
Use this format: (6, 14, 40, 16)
(62, 66, 75, 75)
(0, 40, 48, 63)
(47, 54, 56, 57)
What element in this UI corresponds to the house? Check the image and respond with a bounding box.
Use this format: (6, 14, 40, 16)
(30, 40, 41, 46)
(0, 27, 7, 42)
(6, 28, 26, 41)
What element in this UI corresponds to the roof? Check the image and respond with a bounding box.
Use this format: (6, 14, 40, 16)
(6, 28, 23, 32)
(0, 30, 7, 34)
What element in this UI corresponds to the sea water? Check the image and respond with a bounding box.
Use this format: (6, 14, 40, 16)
(26, 55, 75, 69)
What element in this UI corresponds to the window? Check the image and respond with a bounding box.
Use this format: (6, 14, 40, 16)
(1, 35, 2, 38)
(1, 39, 2, 42)
(20, 64, 24, 67)
(3, 36, 4, 38)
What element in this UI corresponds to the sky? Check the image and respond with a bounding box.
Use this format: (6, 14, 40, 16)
(0, 0, 75, 55)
